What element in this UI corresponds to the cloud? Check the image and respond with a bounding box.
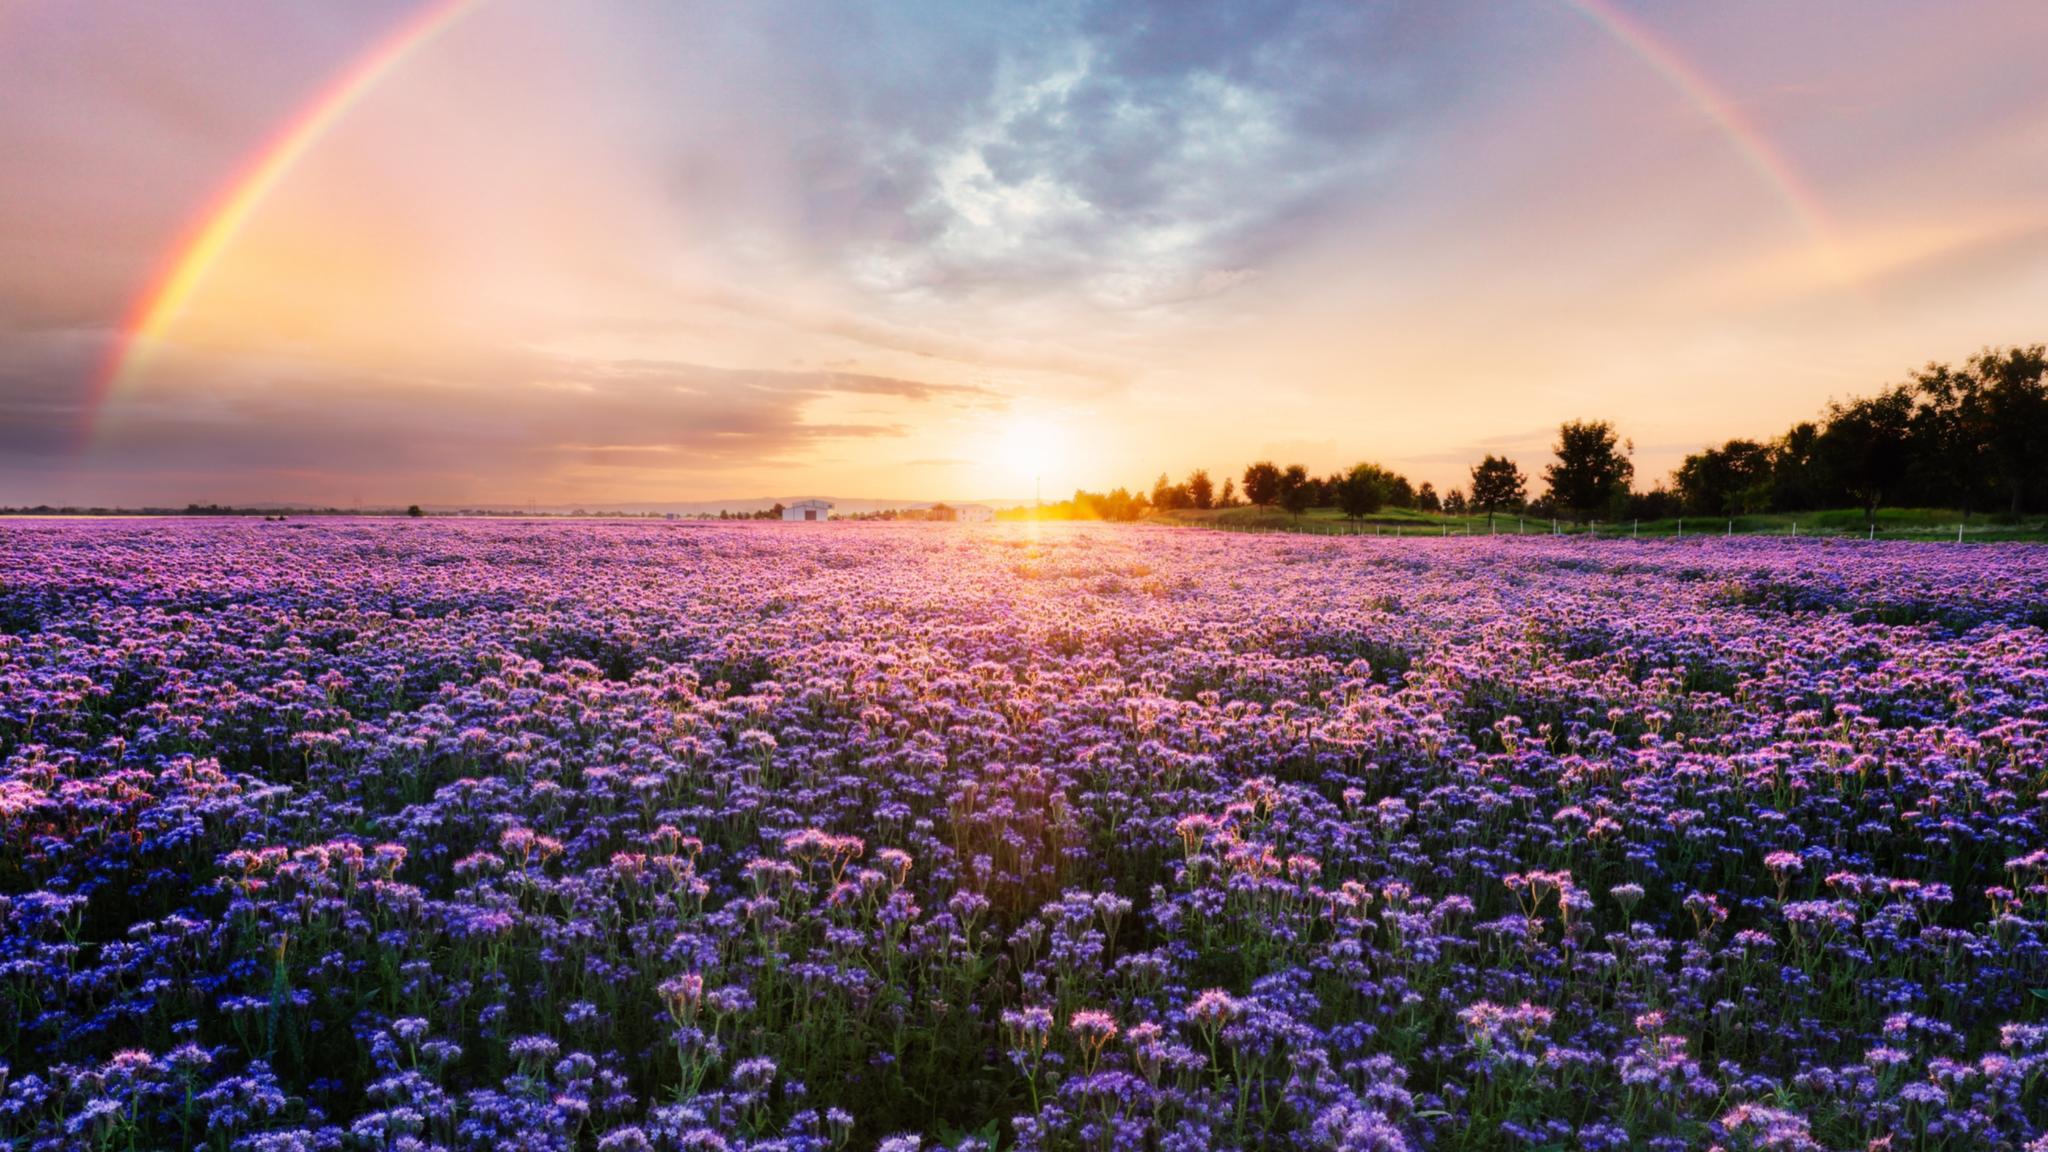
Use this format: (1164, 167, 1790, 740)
(0, 352, 983, 503)
(590, 358, 1003, 404)
(811, 0, 1455, 309)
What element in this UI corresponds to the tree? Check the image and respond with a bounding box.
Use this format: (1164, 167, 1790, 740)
(1100, 488, 1142, 521)
(1545, 420, 1634, 519)
(1769, 422, 1825, 512)
(1218, 477, 1237, 508)
(1186, 469, 1215, 510)
(1816, 386, 1915, 528)
(1335, 463, 1393, 519)
(1150, 473, 1191, 512)
(1243, 461, 1282, 507)
(1467, 455, 1527, 517)
(1416, 482, 1441, 513)
(406, 504, 424, 518)
(1629, 486, 1678, 521)
(1971, 345, 2048, 516)
(1277, 464, 1313, 515)
(1442, 489, 1467, 515)
(1673, 439, 1773, 516)
(1908, 361, 1989, 518)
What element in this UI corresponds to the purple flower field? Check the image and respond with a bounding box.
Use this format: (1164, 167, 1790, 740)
(3, 520, 2046, 1152)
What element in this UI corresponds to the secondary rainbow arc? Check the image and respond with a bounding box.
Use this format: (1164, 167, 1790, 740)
(81, 0, 1835, 450)
(1562, 0, 1835, 245)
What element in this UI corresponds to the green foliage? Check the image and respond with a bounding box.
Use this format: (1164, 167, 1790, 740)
(1242, 461, 1282, 507)
(1675, 440, 1774, 516)
(1003, 487, 1149, 521)
(1335, 463, 1393, 519)
(1816, 387, 1916, 524)
(1277, 464, 1313, 515)
(1544, 420, 1634, 518)
(1468, 455, 1526, 513)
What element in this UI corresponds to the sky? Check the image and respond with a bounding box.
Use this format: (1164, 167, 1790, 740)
(3, 0, 2047, 507)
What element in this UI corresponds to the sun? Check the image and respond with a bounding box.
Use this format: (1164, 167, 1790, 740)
(996, 417, 1068, 488)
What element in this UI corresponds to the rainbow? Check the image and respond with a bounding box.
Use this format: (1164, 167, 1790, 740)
(83, 0, 484, 446)
(1561, 0, 1835, 246)
(82, 0, 1836, 447)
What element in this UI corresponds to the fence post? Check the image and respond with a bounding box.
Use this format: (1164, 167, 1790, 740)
(1727, 518, 1732, 538)
(1633, 519, 1638, 539)
(1957, 524, 1964, 543)
(1677, 518, 1683, 538)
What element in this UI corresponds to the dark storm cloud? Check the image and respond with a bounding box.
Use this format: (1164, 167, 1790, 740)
(631, 0, 1493, 307)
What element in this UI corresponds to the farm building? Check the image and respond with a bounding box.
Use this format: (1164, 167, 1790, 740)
(955, 504, 994, 522)
(783, 499, 833, 522)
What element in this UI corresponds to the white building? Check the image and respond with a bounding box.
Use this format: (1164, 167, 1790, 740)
(783, 499, 833, 522)
(955, 504, 995, 522)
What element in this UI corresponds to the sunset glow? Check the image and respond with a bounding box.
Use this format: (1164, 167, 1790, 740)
(6, 8, 2048, 1145)
(2, 2, 2045, 507)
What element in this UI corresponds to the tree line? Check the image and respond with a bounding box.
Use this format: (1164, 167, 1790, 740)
(1671, 346, 2047, 522)
(1021, 344, 2047, 527)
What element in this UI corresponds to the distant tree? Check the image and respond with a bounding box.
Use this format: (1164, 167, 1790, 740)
(1335, 462, 1392, 519)
(1150, 473, 1191, 512)
(406, 504, 424, 518)
(1971, 345, 2048, 516)
(1385, 474, 1417, 509)
(1243, 461, 1282, 507)
(1909, 361, 1990, 518)
(1769, 422, 1825, 512)
(1442, 489, 1467, 515)
(1277, 464, 1313, 515)
(1104, 487, 1143, 521)
(1545, 420, 1634, 519)
(1674, 439, 1773, 516)
(1416, 482, 1441, 514)
(1467, 455, 1527, 518)
(1218, 477, 1238, 507)
(1186, 469, 1215, 510)
(1816, 387, 1915, 528)
(1629, 486, 1678, 521)
(765, 502, 786, 520)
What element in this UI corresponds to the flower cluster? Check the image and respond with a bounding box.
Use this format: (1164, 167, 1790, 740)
(1, 520, 2045, 1150)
